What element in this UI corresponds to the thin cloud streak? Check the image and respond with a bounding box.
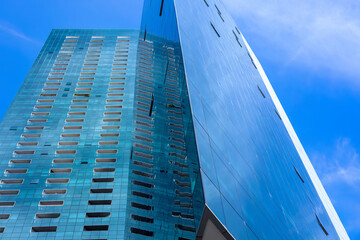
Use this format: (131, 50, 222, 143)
(311, 138, 360, 187)
(222, 0, 360, 85)
(311, 138, 360, 235)
(0, 22, 42, 45)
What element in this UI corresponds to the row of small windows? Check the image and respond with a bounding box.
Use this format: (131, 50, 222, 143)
(1, 38, 130, 235)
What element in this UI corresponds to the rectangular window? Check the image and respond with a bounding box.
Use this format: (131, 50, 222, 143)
(102, 118, 121, 122)
(0, 214, 10, 219)
(21, 134, 41, 138)
(83, 225, 109, 231)
(86, 212, 110, 218)
(55, 150, 76, 155)
(0, 190, 20, 195)
(130, 227, 154, 237)
(35, 213, 60, 219)
(88, 200, 111, 205)
(46, 178, 69, 184)
(52, 159, 74, 164)
(65, 119, 84, 123)
(39, 200, 63, 206)
(63, 126, 82, 130)
(58, 141, 78, 146)
(210, 22, 220, 37)
(5, 169, 27, 174)
(94, 168, 115, 172)
(43, 189, 66, 195)
(61, 133, 80, 137)
(9, 159, 31, 164)
(13, 150, 35, 155)
(90, 189, 113, 194)
(50, 168, 72, 173)
(1, 179, 23, 184)
(92, 178, 114, 183)
(31, 226, 57, 233)
(96, 158, 116, 163)
(0, 202, 15, 207)
(101, 126, 120, 130)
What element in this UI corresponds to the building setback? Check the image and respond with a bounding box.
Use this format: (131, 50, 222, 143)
(0, 0, 349, 240)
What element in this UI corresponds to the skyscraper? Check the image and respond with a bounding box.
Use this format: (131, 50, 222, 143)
(0, 0, 349, 240)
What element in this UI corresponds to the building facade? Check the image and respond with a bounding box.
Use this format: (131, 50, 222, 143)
(0, 0, 349, 240)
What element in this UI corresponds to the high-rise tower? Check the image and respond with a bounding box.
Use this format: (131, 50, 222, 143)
(0, 0, 349, 239)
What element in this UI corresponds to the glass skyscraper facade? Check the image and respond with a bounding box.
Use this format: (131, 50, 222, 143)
(0, 0, 349, 240)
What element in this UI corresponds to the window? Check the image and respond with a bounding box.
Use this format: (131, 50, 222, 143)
(107, 93, 124, 97)
(0, 190, 20, 195)
(13, 150, 35, 155)
(97, 149, 118, 154)
(39, 200, 63, 206)
(101, 126, 120, 130)
(96, 158, 116, 163)
(134, 151, 153, 160)
(275, 109, 282, 120)
(73, 93, 90, 97)
(132, 180, 154, 189)
(210, 22, 220, 37)
(83, 225, 109, 231)
(132, 214, 154, 223)
(63, 126, 82, 130)
(1, 179, 23, 184)
(46, 178, 69, 184)
(100, 133, 119, 137)
(86, 212, 110, 218)
(50, 168, 72, 173)
(5, 169, 27, 174)
(132, 170, 153, 179)
(61, 133, 80, 137)
(131, 202, 152, 211)
(18, 142, 38, 146)
(130, 228, 153, 237)
(31, 112, 49, 116)
(28, 119, 47, 123)
(31, 226, 57, 232)
(94, 168, 115, 173)
(72, 99, 89, 103)
(9, 159, 31, 164)
(55, 150, 76, 154)
(102, 118, 121, 122)
(315, 214, 329, 235)
(34, 105, 52, 109)
(52, 159, 74, 164)
(65, 119, 84, 123)
(175, 224, 196, 233)
(58, 141, 78, 146)
(133, 160, 153, 169)
(21, 134, 41, 138)
(88, 200, 111, 205)
(92, 178, 114, 183)
(37, 99, 54, 103)
(35, 213, 60, 219)
(43, 189, 66, 195)
(0, 202, 15, 207)
(90, 189, 113, 194)
(77, 82, 93, 86)
(0, 214, 10, 219)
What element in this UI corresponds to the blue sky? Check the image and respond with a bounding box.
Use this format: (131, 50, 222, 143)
(0, 0, 359, 238)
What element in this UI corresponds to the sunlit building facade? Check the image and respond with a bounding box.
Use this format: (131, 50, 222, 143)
(0, 0, 349, 239)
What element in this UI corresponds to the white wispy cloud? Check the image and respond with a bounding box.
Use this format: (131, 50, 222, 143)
(311, 138, 360, 186)
(310, 138, 360, 234)
(0, 22, 41, 45)
(222, 0, 360, 84)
